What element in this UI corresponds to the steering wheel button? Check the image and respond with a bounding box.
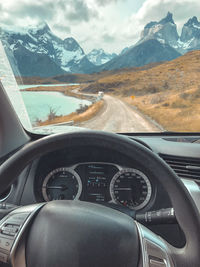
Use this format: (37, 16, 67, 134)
(1, 224, 19, 237)
(0, 237, 13, 251)
(149, 258, 166, 267)
(1, 230, 11, 236)
(0, 252, 8, 263)
(8, 213, 29, 222)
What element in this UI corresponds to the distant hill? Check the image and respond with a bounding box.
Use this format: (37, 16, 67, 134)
(83, 50, 200, 96)
(98, 39, 181, 71)
(83, 50, 200, 132)
(19, 61, 164, 85)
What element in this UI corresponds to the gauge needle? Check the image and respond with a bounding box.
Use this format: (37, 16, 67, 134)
(44, 185, 68, 190)
(114, 188, 132, 191)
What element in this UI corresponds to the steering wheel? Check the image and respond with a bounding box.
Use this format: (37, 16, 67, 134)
(0, 131, 199, 267)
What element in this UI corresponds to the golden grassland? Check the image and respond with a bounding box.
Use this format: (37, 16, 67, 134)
(38, 100, 104, 126)
(83, 51, 200, 95)
(17, 62, 162, 85)
(81, 50, 200, 132)
(124, 88, 200, 132)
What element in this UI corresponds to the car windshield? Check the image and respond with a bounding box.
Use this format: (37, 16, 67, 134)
(0, 0, 200, 134)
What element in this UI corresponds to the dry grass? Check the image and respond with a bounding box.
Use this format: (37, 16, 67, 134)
(17, 62, 163, 85)
(124, 87, 200, 132)
(38, 100, 104, 126)
(83, 50, 200, 97)
(81, 50, 200, 132)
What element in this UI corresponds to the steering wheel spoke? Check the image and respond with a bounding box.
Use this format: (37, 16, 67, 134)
(136, 222, 174, 267)
(0, 203, 45, 265)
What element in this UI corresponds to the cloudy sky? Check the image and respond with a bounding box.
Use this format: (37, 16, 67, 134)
(0, 0, 200, 54)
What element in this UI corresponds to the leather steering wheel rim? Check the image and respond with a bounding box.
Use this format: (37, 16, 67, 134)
(0, 130, 199, 266)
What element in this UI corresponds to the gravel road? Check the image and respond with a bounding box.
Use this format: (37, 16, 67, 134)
(79, 95, 161, 132)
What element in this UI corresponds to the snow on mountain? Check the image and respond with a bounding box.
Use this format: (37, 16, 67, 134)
(0, 22, 95, 76)
(87, 49, 117, 65)
(180, 16, 200, 51)
(138, 13, 200, 54)
(139, 12, 179, 49)
(1, 14, 200, 76)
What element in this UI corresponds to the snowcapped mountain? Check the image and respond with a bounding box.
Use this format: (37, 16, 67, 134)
(180, 16, 200, 51)
(139, 12, 179, 49)
(0, 22, 95, 77)
(98, 12, 182, 72)
(1, 13, 200, 77)
(138, 12, 200, 54)
(87, 49, 117, 65)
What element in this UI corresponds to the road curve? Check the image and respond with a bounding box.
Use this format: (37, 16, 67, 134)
(78, 95, 160, 132)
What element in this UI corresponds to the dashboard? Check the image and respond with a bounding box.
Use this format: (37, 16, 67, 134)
(38, 162, 152, 211)
(28, 144, 162, 214)
(1, 134, 200, 248)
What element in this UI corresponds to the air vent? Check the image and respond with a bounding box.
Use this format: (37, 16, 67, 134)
(160, 154, 200, 181)
(0, 185, 12, 202)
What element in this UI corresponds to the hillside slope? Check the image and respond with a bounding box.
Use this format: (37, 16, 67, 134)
(83, 50, 200, 132)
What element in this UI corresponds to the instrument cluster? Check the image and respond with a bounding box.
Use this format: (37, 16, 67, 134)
(38, 162, 153, 211)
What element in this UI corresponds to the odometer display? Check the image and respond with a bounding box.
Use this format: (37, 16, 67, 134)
(110, 168, 152, 210)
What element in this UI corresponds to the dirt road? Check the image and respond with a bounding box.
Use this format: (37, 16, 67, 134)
(79, 95, 161, 132)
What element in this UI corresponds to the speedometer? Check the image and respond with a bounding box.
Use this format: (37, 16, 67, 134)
(110, 168, 152, 210)
(42, 167, 82, 201)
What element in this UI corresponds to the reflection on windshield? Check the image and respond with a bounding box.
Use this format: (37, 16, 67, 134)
(0, 2, 200, 133)
(0, 41, 32, 130)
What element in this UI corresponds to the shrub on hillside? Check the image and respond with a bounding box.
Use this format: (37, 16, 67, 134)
(76, 104, 89, 114)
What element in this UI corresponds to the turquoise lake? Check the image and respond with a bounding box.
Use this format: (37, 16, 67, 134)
(20, 87, 91, 124)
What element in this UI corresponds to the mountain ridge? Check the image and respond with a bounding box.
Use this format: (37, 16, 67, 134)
(87, 49, 117, 66)
(1, 13, 200, 77)
(0, 22, 96, 77)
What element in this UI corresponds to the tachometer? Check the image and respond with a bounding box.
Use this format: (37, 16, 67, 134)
(42, 167, 82, 201)
(110, 168, 152, 210)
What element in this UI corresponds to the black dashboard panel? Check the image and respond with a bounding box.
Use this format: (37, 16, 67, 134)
(21, 144, 171, 215)
(5, 133, 200, 249)
(34, 161, 154, 212)
(5, 134, 200, 213)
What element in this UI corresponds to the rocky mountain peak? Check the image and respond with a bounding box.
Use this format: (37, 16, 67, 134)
(28, 21, 51, 35)
(140, 12, 178, 47)
(185, 16, 199, 27)
(144, 21, 158, 29)
(159, 12, 174, 25)
(63, 37, 83, 52)
(180, 16, 200, 45)
(87, 48, 117, 66)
